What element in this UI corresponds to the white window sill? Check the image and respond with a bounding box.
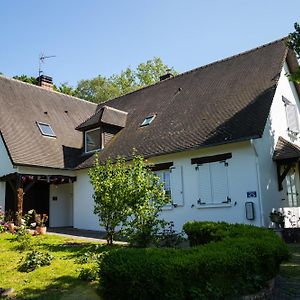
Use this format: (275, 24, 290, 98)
(197, 203, 232, 209)
(162, 205, 173, 211)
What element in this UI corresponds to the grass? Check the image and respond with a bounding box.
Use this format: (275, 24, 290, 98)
(0, 232, 111, 299)
(280, 244, 300, 280)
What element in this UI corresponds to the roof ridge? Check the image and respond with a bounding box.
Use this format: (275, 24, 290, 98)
(0, 74, 97, 106)
(97, 36, 288, 107)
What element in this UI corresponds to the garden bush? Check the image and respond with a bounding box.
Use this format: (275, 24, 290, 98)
(183, 221, 230, 246)
(99, 223, 288, 300)
(18, 250, 54, 272)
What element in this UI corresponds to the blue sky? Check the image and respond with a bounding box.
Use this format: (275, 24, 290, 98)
(0, 1, 299, 86)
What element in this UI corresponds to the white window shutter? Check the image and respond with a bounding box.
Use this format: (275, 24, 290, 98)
(286, 103, 300, 133)
(197, 164, 212, 205)
(210, 161, 229, 204)
(170, 166, 184, 206)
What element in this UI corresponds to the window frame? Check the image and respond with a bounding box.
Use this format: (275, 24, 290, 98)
(155, 169, 173, 209)
(140, 114, 156, 127)
(36, 122, 56, 138)
(84, 127, 102, 153)
(195, 153, 232, 208)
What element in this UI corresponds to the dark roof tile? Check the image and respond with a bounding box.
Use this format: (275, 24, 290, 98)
(0, 77, 96, 169)
(76, 38, 292, 169)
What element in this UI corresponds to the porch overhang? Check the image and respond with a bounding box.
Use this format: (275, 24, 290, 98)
(273, 137, 300, 191)
(0, 172, 76, 225)
(0, 172, 76, 185)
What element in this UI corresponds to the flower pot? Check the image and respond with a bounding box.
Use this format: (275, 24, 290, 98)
(36, 226, 47, 235)
(8, 222, 14, 233)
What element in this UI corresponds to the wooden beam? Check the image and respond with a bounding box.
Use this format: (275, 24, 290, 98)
(16, 186, 24, 226)
(191, 153, 232, 165)
(277, 161, 294, 191)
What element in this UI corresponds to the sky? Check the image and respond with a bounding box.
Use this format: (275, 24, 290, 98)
(0, 1, 299, 87)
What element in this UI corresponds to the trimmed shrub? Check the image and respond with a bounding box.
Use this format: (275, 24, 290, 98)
(183, 221, 230, 246)
(99, 223, 288, 300)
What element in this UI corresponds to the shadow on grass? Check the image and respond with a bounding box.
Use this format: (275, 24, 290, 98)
(38, 242, 123, 260)
(19, 275, 102, 300)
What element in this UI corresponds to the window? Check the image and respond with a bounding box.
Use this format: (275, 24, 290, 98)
(156, 170, 171, 195)
(85, 128, 101, 153)
(283, 96, 300, 134)
(37, 122, 56, 137)
(155, 166, 184, 208)
(286, 167, 299, 207)
(196, 161, 230, 205)
(140, 115, 156, 127)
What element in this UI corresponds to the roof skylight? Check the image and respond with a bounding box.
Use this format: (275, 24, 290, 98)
(37, 122, 56, 137)
(140, 115, 156, 127)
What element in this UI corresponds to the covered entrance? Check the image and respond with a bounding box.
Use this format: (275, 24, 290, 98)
(0, 172, 76, 226)
(274, 137, 300, 228)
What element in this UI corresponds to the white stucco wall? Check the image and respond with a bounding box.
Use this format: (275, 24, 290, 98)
(49, 183, 73, 227)
(0, 135, 14, 210)
(74, 141, 261, 232)
(253, 61, 300, 226)
(73, 169, 98, 230)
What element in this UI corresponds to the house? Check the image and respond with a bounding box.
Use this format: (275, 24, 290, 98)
(0, 37, 300, 231)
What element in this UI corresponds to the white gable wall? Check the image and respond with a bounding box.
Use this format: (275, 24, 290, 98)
(253, 61, 300, 226)
(74, 141, 261, 232)
(0, 136, 14, 210)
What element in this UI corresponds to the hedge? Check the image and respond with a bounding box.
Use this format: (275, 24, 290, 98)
(98, 223, 288, 300)
(182, 221, 276, 246)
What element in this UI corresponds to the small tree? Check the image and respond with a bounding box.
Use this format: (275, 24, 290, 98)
(122, 155, 170, 247)
(287, 22, 300, 83)
(89, 156, 130, 245)
(89, 154, 170, 246)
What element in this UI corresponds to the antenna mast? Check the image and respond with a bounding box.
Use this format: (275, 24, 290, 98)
(38, 52, 56, 77)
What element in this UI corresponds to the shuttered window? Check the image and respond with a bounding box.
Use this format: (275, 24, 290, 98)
(197, 161, 229, 205)
(284, 98, 300, 133)
(155, 166, 184, 208)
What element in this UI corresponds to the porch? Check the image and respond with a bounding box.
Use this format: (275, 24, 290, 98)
(274, 137, 300, 228)
(0, 172, 76, 227)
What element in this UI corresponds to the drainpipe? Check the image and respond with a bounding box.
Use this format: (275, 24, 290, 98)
(250, 139, 264, 227)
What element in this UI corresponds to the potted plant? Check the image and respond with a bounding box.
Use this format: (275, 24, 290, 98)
(35, 213, 48, 235)
(269, 210, 285, 229)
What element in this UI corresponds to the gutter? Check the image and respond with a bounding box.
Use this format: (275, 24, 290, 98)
(250, 139, 264, 227)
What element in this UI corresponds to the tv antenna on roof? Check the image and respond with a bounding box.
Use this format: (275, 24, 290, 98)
(38, 52, 56, 77)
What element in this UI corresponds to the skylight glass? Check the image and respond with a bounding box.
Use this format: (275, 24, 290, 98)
(140, 115, 156, 127)
(37, 122, 56, 137)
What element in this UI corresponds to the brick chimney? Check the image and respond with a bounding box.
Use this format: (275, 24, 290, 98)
(36, 75, 53, 90)
(159, 69, 174, 81)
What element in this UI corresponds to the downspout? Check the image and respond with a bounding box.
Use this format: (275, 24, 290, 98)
(250, 139, 264, 227)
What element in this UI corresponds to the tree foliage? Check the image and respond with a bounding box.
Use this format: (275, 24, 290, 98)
(13, 75, 38, 85)
(76, 57, 177, 103)
(89, 154, 169, 245)
(10, 57, 176, 102)
(12, 74, 76, 96)
(287, 22, 300, 83)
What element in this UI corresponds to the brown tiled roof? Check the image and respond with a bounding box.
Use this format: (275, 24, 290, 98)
(0, 77, 97, 169)
(273, 136, 300, 161)
(77, 38, 298, 169)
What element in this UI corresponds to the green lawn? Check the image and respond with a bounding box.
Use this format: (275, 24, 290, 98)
(280, 243, 300, 279)
(0, 232, 105, 300)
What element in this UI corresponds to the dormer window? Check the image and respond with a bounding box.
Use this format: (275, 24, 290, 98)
(37, 122, 56, 137)
(140, 115, 156, 127)
(85, 128, 101, 153)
